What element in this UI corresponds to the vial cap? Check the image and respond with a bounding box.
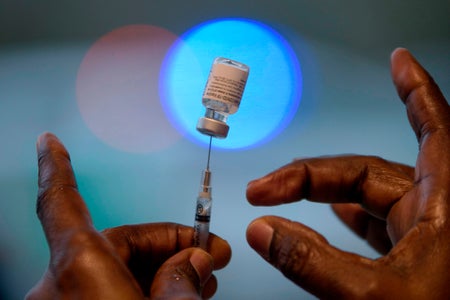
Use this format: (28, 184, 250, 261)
(196, 117, 229, 138)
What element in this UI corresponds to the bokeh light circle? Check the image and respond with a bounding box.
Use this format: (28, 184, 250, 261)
(77, 24, 182, 153)
(160, 18, 302, 150)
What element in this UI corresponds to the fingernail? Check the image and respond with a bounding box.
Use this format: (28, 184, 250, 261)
(247, 174, 271, 187)
(246, 177, 269, 197)
(36, 132, 55, 151)
(246, 179, 259, 200)
(36, 133, 47, 151)
(246, 219, 274, 260)
(190, 250, 213, 286)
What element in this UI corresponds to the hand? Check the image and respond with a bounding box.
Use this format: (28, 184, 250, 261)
(26, 133, 231, 299)
(246, 48, 450, 299)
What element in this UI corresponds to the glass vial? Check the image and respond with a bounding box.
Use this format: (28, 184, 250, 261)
(197, 57, 249, 138)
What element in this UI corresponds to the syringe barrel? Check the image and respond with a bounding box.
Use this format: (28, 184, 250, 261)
(193, 169, 212, 249)
(193, 195, 211, 249)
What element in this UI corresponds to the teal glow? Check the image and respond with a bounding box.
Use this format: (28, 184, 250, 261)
(160, 18, 302, 150)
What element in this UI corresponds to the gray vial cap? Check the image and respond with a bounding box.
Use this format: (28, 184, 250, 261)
(196, 117, 229, 138)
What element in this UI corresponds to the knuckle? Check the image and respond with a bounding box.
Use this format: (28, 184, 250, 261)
(101, 225, 127, 238)
(50, 230, 107, 278)
(101, 225, 136, 252)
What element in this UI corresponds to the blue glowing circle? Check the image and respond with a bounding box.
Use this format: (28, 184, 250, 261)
(160, 18, 302, 150)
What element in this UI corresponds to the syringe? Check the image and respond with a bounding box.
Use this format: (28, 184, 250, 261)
(193, 57, 249, 249)
(193, 136, 213, 249)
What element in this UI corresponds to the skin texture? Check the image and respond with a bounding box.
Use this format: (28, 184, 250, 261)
(26, 133, 232, 299)
(246, 48, 450, 299)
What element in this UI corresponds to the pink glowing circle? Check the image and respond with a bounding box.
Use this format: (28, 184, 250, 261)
(76, 24, 182, 153)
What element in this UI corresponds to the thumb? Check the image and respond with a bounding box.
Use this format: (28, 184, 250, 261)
(246, 216, 394, 299)
(150, 248, 214, 300)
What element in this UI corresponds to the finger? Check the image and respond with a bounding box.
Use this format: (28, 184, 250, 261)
(103, 223, 231, 294)
(150, 248, 213, 300)
(103, 223, 231, 270)
(36, 132, 94, 250)
(247, 156, 414, 218)
(387, 49, 450, 241)
(201, 274, 217, 299)
(391, 48, 450, 141)
(331, 203, 392, 254)
(36, 133, 144, 298)
(246, 216, 402, 299)
(392, 47, 450, 172)
(391, 48, 450, 200)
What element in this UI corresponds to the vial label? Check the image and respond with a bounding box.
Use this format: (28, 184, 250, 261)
(202, 63, 249, 114)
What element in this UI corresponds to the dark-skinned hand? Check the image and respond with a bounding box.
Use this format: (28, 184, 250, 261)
(246, 48, 449, 299)
(26, 133, 232, 299)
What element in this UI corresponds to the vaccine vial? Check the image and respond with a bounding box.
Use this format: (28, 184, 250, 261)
(197, 57, 249, 138)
